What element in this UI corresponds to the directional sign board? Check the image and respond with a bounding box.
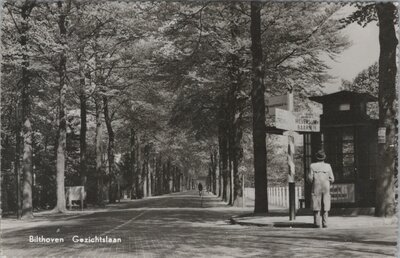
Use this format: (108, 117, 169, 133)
(294, 112, 320, 132)
(274, 108, 295, 131)
(266, 93, 293, 115)
(266, 93, 320, 133)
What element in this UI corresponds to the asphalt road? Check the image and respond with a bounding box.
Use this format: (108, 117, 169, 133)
(1, 191, 397, 257)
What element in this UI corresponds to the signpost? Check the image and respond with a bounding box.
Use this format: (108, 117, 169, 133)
(266, 93, 321, 221)
(285, 93, 296, 220)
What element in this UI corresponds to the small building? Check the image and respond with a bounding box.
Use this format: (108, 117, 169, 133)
(304, 91, 378, 208)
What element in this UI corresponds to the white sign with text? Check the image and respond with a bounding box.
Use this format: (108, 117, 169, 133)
(274, 108, 295, 131)
(330, 183, 355, 203)
(266, 93, 293, 115)
(294, 112, 320, 132)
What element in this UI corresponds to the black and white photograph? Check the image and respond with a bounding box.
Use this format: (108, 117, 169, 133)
(0, 1, 398, 257)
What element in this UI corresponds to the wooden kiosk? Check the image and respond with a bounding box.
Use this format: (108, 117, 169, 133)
(304, 91, 378, 208)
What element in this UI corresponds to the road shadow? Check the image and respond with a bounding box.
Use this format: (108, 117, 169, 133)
(273, 222, 315, 228)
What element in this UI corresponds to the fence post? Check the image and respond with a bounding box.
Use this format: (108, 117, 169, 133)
(277, 187, 280, 206)
(285, 187, 288, 208)
(273, 187, 276, 205)
(276, 187, 279, 206)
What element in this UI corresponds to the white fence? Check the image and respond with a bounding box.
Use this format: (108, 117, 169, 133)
(244, 186, 304, 208)
(244, 188, 255, 202)
(268, 186, 303, 208)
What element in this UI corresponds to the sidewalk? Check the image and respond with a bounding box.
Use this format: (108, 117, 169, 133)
(230, 207, 398, 229)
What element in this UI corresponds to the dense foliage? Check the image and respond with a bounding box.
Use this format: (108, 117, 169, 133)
(1, 1, 354, 215)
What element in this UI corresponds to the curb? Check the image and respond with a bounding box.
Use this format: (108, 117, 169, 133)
(230, 215, 398, 228)
(230, 216, 275, 227)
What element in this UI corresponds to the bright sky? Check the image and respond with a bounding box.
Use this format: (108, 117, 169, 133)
(323, 7, 380, 94)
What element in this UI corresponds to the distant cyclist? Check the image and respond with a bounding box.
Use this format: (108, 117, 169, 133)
(198, 182, 203, 196)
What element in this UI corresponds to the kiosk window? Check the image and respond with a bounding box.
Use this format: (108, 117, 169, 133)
(339, 103, 351, 111)
(325, 128, 355, 181)
(342, 130, 355, 179)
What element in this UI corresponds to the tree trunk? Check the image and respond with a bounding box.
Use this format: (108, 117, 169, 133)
(53, 1, 70, 214)
(228, 153, 233, 205)
(78, 49, 87, 189)
(250, 2, 268, 213)
(156, 155, 161, 195)
(95, 95, 104, 207)
(136, 137, 142, 198)
(21, 117, 33, 218)
(166, 160, 172, 193)
(218, 149, 222, 197)
(375, 3, 397, 217)
(14, 111, 22, 218)
(162, 162, 167, 194)
(142, 144, 150, 197)
(130, 129, 136, 199)
(219, 131, 229, 202)
(79, 92, 87, 186)
(103, 96, 116, 203)
(150, 157, 156, 196)
(227, 3, 245, 207)
(212, 150, 218, 195)
(19, 1, 35, 220)
(218, 95, 229, 202)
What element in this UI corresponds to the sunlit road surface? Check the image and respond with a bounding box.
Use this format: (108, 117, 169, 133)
(1, 191, 397, 258)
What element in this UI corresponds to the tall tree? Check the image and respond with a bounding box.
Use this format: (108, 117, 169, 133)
(53, 0, 71, 213)
(95, 93, 105, 206)
(341, 2, 398, 217)
(375, 3, 397, 217)
(104, 96, 117, 203)
(250, 2, 268, 213)
(18, 0, 36, 219)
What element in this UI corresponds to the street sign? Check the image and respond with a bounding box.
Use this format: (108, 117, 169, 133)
(274, 108, 295, 131)
(294, 112, 320, 132)
(266, 93, 293, 115)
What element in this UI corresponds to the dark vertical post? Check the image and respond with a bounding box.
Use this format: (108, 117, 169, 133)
(287, 93, 295, 220)
(303, 133, 312, 208)
(288, 133, 295, 220)
(242, 174, 245, 208)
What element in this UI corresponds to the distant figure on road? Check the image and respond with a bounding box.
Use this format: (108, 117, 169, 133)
(198, 183, 203, 196)
(308, 150, 334, 228)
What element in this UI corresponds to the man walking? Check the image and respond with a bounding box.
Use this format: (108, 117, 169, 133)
(308, 150, 335, 228)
